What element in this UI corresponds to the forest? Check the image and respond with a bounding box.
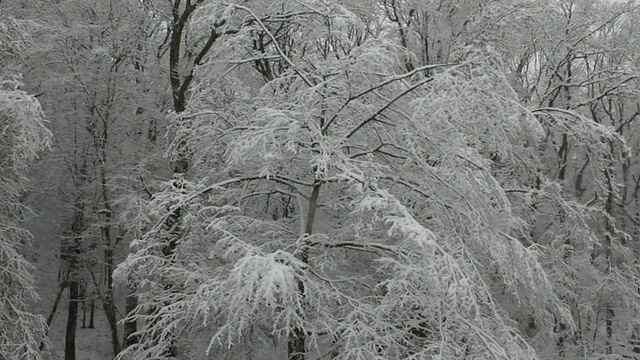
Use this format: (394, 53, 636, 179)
(2, 0, 640, 359)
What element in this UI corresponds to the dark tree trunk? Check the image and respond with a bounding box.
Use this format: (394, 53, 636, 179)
(89, 299, 95, 329)
(606, 306, 614, 354)
(102, 247, 121, 355)
(603, 155, 615, 354)
(65, 280, 79, 360)
(80, 281, 86, 329)
(555, 319, 567, 357)
(39, 277, 68, 351)
(95, 144, 121, 356)
(65, 199, 85, 360)
(103, 292, 122, 356)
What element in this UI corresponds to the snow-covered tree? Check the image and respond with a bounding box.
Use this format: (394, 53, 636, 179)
(115, 1, 635, 359)
(0, 12, 51, 360)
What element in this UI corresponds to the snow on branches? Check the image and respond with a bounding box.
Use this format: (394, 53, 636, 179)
(0, 83, 51, 177)
(0, 44, 50, 360)
(0, 13, 52, 359)
(116, 1, 635, 359)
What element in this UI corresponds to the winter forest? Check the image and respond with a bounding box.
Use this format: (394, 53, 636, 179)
(3, 0, 640, 359)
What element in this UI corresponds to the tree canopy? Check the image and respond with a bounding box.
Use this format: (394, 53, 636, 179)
(5, 0, 640, 359)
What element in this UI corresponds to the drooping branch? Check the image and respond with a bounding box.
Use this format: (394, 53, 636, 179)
(345, 76, 434, 139)
(322, 62, 451, 133)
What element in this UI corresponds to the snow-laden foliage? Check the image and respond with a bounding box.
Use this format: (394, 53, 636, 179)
(0, 84, 52, 175)
(114, 1, 640, 359)
(0, 16, 51, 359)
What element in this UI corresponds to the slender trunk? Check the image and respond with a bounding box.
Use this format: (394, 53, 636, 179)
(89, 299, 95, 329)
(39, 278, 68, 351)
(65, 280, 79, 360)
(65, 196, 85, 360)
(605, 304, 614, 354)
(603, 153, 615, 354)
(98, 143, 121, 355)
(80, 281, 86, 329)
(603, 206, 614, 354)
(103, 291, 121, 356)
(557, 133, 569, 181)
(288, 182, 321, 360)
(633, 195, 640, 354)
(81, 302, 86, 329)
(169, 1, 194, 173)
(86, 259, 121, 356)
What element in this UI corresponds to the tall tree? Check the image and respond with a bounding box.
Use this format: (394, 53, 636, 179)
(116, 1, 632, 359)
(0, 9, 51, 360)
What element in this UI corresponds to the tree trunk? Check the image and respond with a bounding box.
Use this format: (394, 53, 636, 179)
(80, 281, 86, 329)
(288, 182, 321, 360)
(603, 161, 615, 354)
(555, 319, 567, 357)
(98, 154, 121, 355)
(103, 292, 122, 356)
(102, 245, 121, 355)
(65, 280, 79, 360)
(39, 278, 68, 351)
(89, 299, 95, 329)
(66, 198, 85, 360)
(605, 305, 614, 354)
(123, 284, 139, 348)
(81, 303, 86, 329)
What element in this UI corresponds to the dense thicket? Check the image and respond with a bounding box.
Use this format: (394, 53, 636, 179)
(4, 0, 640, 359)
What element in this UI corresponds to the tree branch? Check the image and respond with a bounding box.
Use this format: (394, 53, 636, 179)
(345, 77, 434, 139)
